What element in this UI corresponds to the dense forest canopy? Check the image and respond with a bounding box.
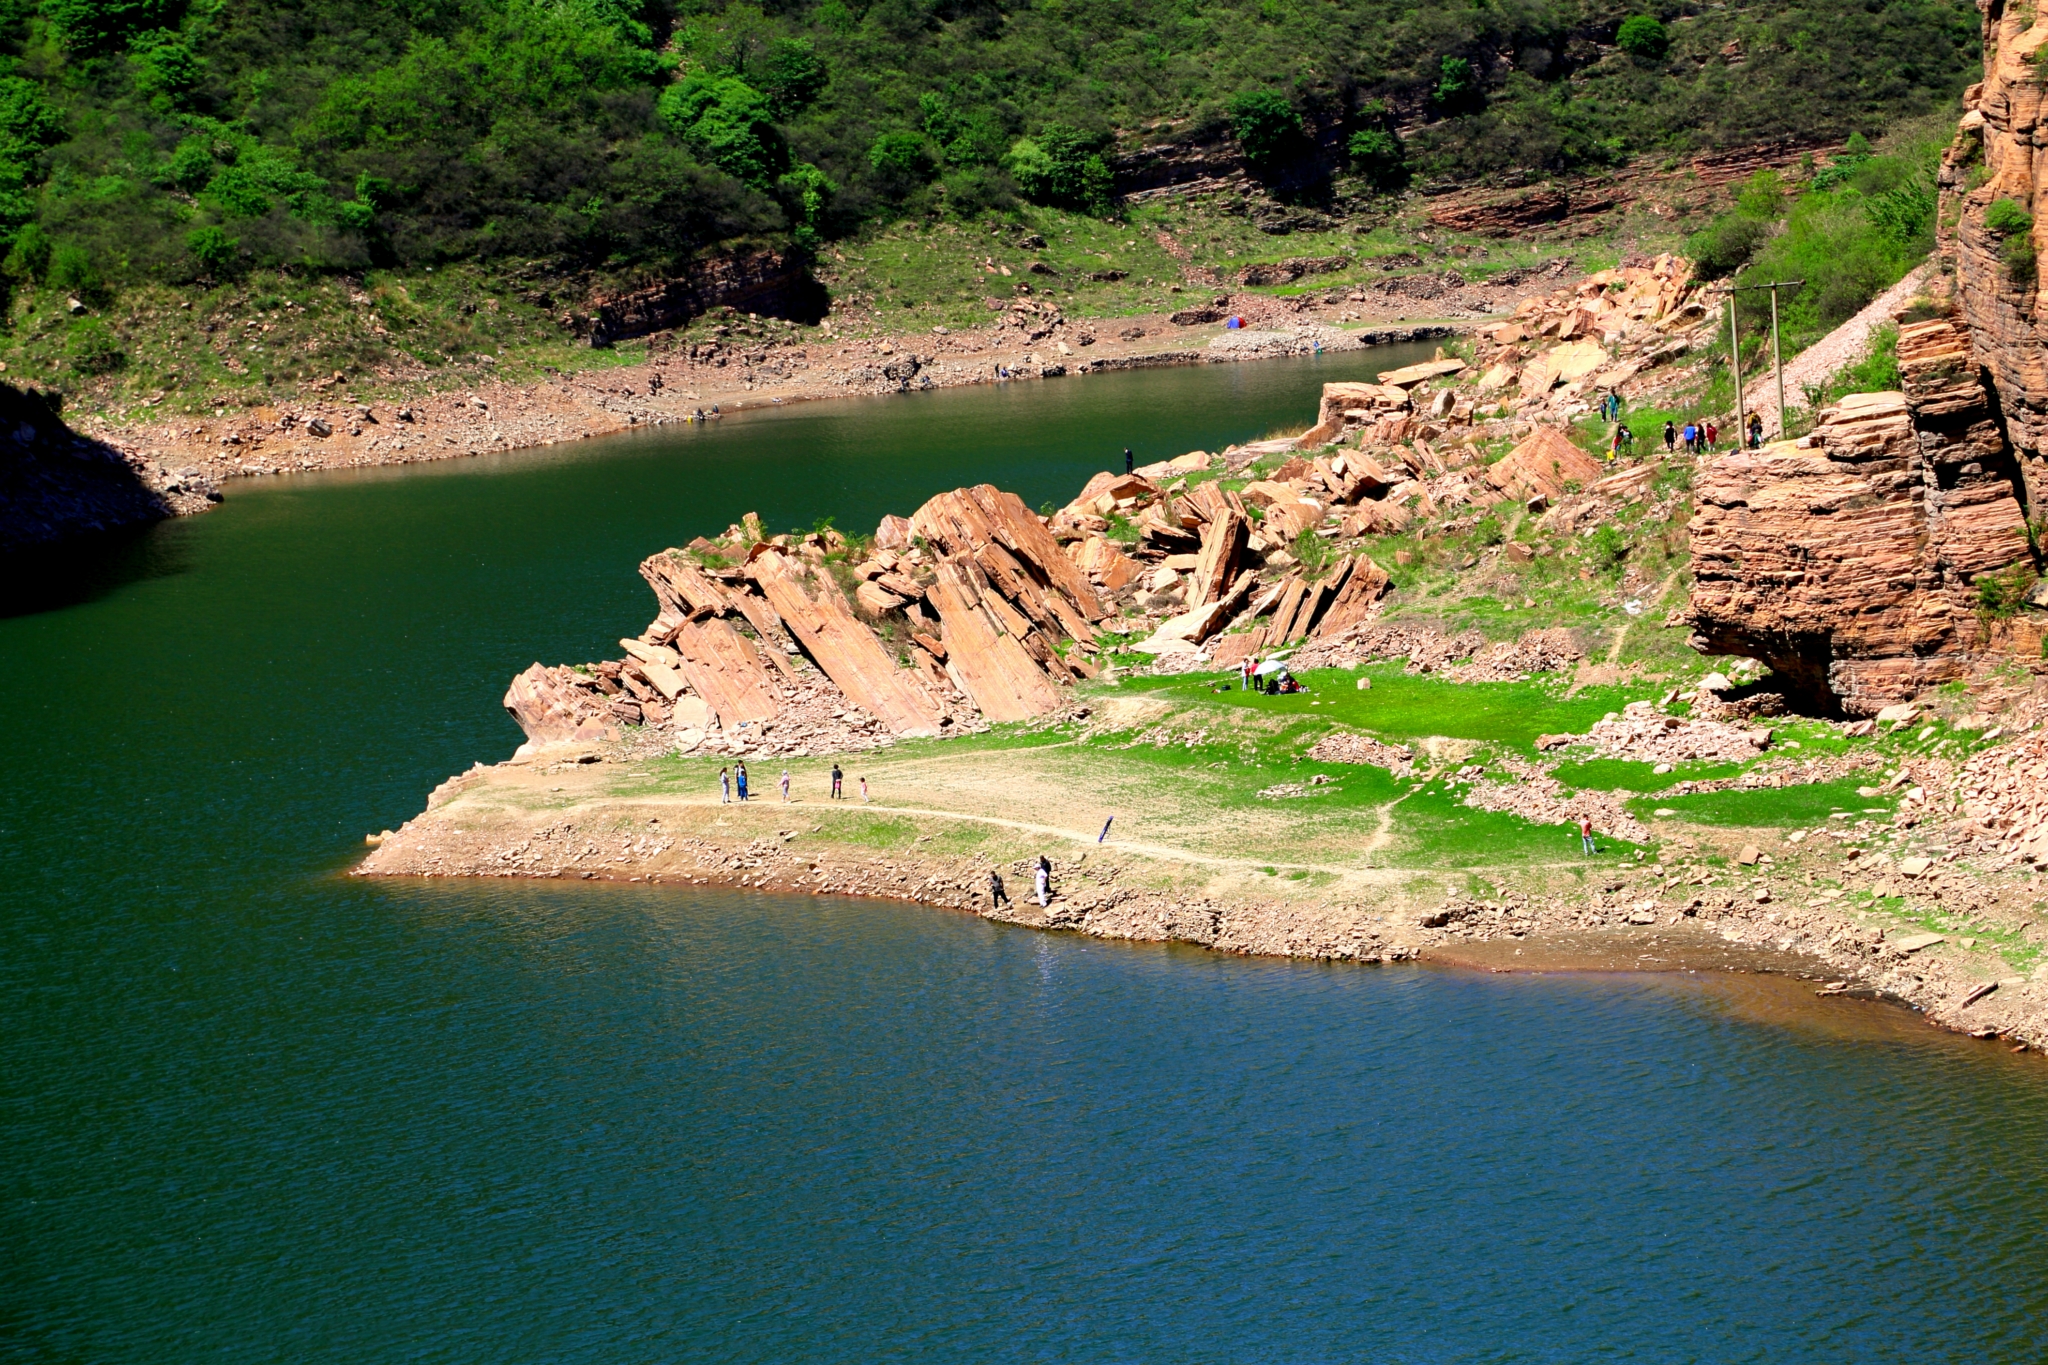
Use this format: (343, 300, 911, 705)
(0, 0, 1981, 290)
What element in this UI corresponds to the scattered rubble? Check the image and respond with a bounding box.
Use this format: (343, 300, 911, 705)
(1561, 704, 1777, 764)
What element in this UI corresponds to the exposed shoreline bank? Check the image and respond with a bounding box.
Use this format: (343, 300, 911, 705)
(69, 306, 1467, 528)
(355, 758, 2048, 1057)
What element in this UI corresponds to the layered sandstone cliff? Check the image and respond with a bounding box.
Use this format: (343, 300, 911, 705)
(1944, 0, 2048, 511)
(1684, 3, 2048, 711)
(1688, 320, 2035, 712)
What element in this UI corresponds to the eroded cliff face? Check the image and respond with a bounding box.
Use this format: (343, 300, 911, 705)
(1686, 10, 2048, 712)
(1946, 0, 2048, 510)
(1688, 321, 2036, 713)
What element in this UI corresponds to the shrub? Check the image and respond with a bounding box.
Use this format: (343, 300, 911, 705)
(760, 40, 828, 119)
(1975, 563, 2040, 619)
(41, 0, 177, 53)
(186, 226, 240, 276)
(1293, 528, 1334, 575)
(1005, 125, 1111, 211)
(1433, 56, 1482, 116)
(1616, 16, 1669, 61)
(1985, 197, 2035, 238)
(1347, 128, 1407, 191)
(1588, 523, 1628, 567)
(3, 221, 49, 280)
(867, 132, 933, 184)
(1470, 514, 1505, 547)
(65, 319, 126, 375)
(48, 245, 107, 304)
(1228, 91, 1301, 169)
(2003, 234, 2038, 286)
(1687, 213, 1773, 279)
(657, 75, 787, 190)
(776, 163, 836, 245)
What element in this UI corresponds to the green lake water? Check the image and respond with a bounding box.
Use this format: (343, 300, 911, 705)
(6, 348, 2048, 1361)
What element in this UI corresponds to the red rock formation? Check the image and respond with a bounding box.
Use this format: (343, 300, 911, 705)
(1944, 5, 2048, 510)
(503, 664, 620, 744)
(747, 548, 946, 735)
(1687, 323, 2034, 712)
(1487, 427, 1604, 503)
(925, 555, 1070, 720)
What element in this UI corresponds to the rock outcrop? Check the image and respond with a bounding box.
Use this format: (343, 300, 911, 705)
(1944, 2, 2048, 511)
(1681, 10, 2048, 714)
(502, 478, 1122, 755)
(1687, 320, 2035, 712)
(0, 382, 219, 555)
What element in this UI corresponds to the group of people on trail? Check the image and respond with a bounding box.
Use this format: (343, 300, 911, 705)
(719, 761, 866, 803)
(1662, 419, 1721, 455)
(988, 855, 1054, 909)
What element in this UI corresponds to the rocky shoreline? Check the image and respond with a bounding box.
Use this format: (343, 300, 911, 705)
(355, 767, 2048, 1056)
(54, 288, 1483, 540)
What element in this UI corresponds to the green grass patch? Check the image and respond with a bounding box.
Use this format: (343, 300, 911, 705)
(1629, 778, 1891, 828)
(1142, 665, 1653, 753)
(1380, 782, 1643, 868)
(1553, 758, 1746, 793)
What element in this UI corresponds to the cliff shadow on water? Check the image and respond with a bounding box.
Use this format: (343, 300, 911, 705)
(0, 382, 210, 617)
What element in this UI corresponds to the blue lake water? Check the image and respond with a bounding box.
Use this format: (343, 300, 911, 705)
(5, 350, 2047, 1361)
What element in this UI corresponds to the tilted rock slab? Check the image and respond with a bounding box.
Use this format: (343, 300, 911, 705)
(747, 547, 945, 736)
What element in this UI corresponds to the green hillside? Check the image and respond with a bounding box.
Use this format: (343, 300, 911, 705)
(0, 1, 1980, 286)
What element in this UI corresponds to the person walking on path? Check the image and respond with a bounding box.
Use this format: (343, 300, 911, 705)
(1703, 419, 1718, 452)
(779, 768, 790, 802)
(1662, 421, 1676, 453)
(989, 870, 1010, 908)
(1035, 855, 1051, 907)
(830, 763, 843, 799)
(1579, 814, 1597, 856)
(859, 776, 869, 803)
(734, 761, 749, 802)
(1747, 412, 1765, 449)
(719, 767, 731, 803)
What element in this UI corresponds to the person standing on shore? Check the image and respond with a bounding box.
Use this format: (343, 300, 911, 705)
(780, 768, 790, 802)
(1035, 855, 1051, 907)
(1579, 814, 1597, 856)
(735, 761, 749, 802)
(1124, 447, 1134, 474)
(719, 767, 730, 803)
(831, 763, 843, 799)
(989, 870, 1010, 908)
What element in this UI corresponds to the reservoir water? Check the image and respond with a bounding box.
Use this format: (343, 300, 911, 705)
(6, 350, 2048, 1360)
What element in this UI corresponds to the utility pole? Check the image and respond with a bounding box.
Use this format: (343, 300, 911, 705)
(1770, 286, 1786, 438)
(1730, 280, 1804, 438)
(1727, 292, 1744, 446)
